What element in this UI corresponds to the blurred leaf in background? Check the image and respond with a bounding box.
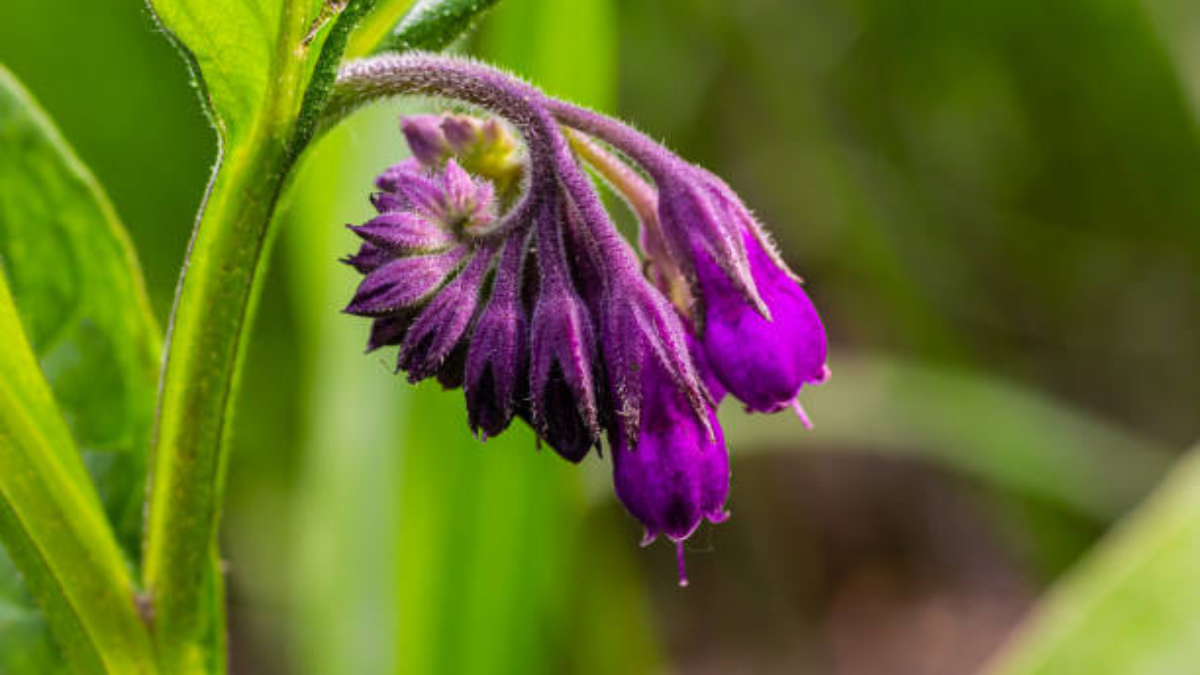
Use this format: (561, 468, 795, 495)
(0, 0, 212, 317)
(0, 65, 163, 674)
(984, 442, 1200, 675)
(0, 65, 161, 556)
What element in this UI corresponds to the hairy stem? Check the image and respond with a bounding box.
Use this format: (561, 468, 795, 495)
(326, 53, 557, 239)
(565, 129, 656, 224)
(143, 133, 294, 673)
(545, 99, 680, 180)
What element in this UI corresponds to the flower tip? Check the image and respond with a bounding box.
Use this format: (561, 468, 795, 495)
(401, 115, 452, 167)
(790, 398, 814, 430)
(707, 508, 731, 525)
(813, 364, 832, 385)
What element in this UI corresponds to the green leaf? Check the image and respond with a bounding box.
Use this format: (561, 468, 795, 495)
(0, 273, 158, 675)
(380, 0, 502, 53)
(723, 354, 1171, 521)
(981, 440, 1200, 675)
(343, 0, 416, 57)
(0, 64, 162, 674)
(300, 0, 506, 147)
(147, 0, 317, 144)
(294, 0, 390, 151)
(0, 65, 161, 556)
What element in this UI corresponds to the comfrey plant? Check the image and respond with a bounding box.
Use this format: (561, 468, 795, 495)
(0, 1, 826, 672)
(330, 54, 829, 583)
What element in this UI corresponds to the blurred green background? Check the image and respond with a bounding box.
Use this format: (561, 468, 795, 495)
(2, 0, 1198, 673)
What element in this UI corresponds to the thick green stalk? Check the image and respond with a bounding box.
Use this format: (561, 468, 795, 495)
(142, 2, 528, 670)
(0, 275, 159, 675)
(141, 131, 294, 672)
(138, 0, 329, 668)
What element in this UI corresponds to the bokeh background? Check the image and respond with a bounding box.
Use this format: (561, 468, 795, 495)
(2, 0, 1199, 673)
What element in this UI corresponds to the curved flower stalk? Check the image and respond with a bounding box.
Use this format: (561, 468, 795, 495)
(328, 53, 829, 582)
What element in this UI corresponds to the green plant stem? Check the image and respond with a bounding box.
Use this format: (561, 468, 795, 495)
(141, 131, 294, 672)
(0, 275, 158, 675)
(142, 3, 527, 670)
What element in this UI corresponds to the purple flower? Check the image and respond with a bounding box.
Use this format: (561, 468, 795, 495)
(397, 245, 494, 382)
(696, 224, 828, 414)
(345, 157, 496, 387)
(400, 113, 524, 195)
(528, 198, 601, 462)
(336, 54, 831, 580)
(667, 168, 830, 414)
(463, 233, 529, 439)
(545, 99, 831, 416)
(610, 332, 729, 586)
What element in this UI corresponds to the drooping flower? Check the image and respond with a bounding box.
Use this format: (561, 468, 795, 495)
(546, 99, 831, 418)
(463, 232, 530, 439)
(670, 167, 829, 415)
(334, 55, 829, 582)
(610, 328, 729, 586)
(527, 197, 601, 462)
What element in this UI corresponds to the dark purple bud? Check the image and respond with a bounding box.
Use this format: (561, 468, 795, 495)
(397, 245, 495, 382)
(366, 313, 414, 352)
(342, 241, 390, 274)
(371, 191, 405, 214)
(401, 114, 453, 167)
(464, 231, 530, 439)
(697, 226, 828, 413)
(440, 114, 478, 149)
(611, 348, 730, 586)
(550, 168, 712, 448)
(599, 276, 713, 446)
(529, 200, 601, 462)
(434, 341, 470, 390)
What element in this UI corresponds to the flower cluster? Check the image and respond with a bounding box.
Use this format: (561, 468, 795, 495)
(339, 55, 828, 584)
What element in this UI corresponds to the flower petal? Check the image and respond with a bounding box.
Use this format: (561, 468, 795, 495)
(398, 246, 495, 382)
(698, 228, 827, 412)
(345, 246, 468, 317)
(611, 351, 729, 543)
(350, 212, 456, 253)
(464, 233, 530, 438)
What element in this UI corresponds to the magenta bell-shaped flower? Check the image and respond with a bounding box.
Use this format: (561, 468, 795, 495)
(656, 167, 828, 414)
(611, 336, 730, 586)
(695, 227, 829, 414)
